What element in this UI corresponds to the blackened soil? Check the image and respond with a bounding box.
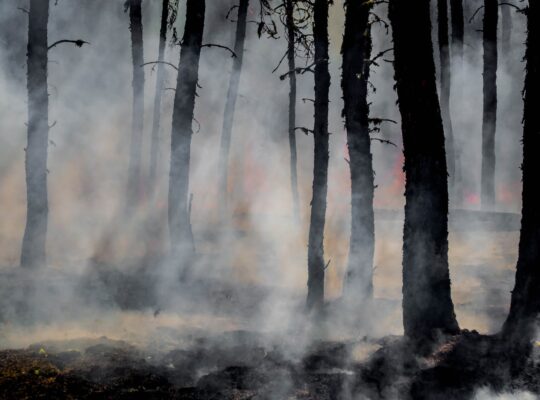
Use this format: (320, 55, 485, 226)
(1, 331, 539, 399)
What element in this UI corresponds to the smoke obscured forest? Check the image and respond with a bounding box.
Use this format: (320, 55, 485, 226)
(0, 0, 537, 399)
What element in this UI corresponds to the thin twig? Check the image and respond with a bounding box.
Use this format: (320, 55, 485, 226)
(201, 43, 237, 58)
(141, 61, 178, 71)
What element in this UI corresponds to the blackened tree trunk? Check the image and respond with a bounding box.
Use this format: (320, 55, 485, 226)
(450, 0, 464, 61)
(502, 0, 540, 350)
(306, 0, 330, 312)
(218, 0, 249, 218)
(126, 0, 145, 209)
(450, 0, 464, 204)
(21, 0, 50, 269)
(168, 0, 205, 272)
(438, 0, 456, 191)
(285, 0, 300, 221)
(341, 0, 374, 303)
(481, 0, 498, 208)
(388, 0, 459, 341)
(149, 0, 170, 194)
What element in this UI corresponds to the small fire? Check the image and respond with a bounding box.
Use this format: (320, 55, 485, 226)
(464, 192, 480, 206)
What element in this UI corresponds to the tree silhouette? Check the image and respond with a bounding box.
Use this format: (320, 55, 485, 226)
(148, 0, 172, 195)
(389, 0, 459, 342)
(21, 0, 51, 269)
(306, 0, 330, 312)
(502, 1, 540, 353)
(438, 0, 456, 198)
(341, 0, 374, 304)
(125, 0, 145, 210)
(168, 0, 205, 276)
(481, 0, 498, 207)
(218, 0, 249, 220)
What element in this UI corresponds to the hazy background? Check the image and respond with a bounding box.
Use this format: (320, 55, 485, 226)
(0, 0, 528, 346)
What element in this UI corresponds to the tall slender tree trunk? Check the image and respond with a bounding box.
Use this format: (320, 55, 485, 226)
(481, 0, 498, 208)
(168, 0, 205, 273)
(306, 0, 330, 312)
(341, 0, 374, 303)
(450, 0, 464, 61)
(450, 0, 464, 205)
(149, 0, 170, 194)
(285, 0, 300, 221)
(438, 0, 456, 196)
(218, 0, 249, 219)
(502, 0, 540, 351)
(21, 0, 50, 269)
(389, 0, 459, 341)
(126, 0, 145, 209)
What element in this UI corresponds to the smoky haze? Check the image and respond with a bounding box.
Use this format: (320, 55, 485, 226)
(0, 1, 530, 396)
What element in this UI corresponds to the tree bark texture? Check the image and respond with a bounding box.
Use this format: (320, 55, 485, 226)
(306, 0, 330, 311)
(168, 0, 205, 270)
(21, 0, 50, 269)
(341, 0, 374, 303)
(389, 0, 460, 340)
(502, 1, 540, 349)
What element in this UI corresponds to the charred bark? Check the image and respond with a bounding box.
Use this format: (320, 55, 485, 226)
(450, 0, 464, 61)
(149, 0, 170, 194)
(306, 0, 330, 312)
(450, 0, 464, 205)
(438, 0, 456, 192)
(389, 0, 459, 340)
(285, 0, 300, 221)
(218, 0, 249, 218)
(502, 1, 540, 350)
(126, 0, 145, 209)
(341, 0, 374, 303)
(168, 0, 205, 272)
(21, 0, 50, 269)
(481, 0, 498, 208)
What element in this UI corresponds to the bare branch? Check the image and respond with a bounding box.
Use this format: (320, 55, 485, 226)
(295, 127, 314, 135)
(48, 39, 89, 51)
(201, 43, 237, 58)
(141, 61, 178, 71)
(468, 6, 484, 23)
(371, 138, 397, 147)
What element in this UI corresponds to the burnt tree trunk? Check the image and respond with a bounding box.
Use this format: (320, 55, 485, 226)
(168, 0, 205, 272)
(502, 1, 540, 350)
(450, 0, 464, 61)
(438, 0, 456, 192)
(126, 0, 145, 209)
(481, 0, 498, 208)
(306, 0, 330, 312)
(286, 0, 300, 221)
(450, 0, 464, 204)
(341, 0, 374, 303)
(149, 0, 170, 194)
(389, 0, 459, 341)
(21, 0, 50, 269)
(218, 0, 249, 218)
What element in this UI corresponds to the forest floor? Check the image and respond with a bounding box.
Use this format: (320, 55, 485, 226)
(0, 210, 534, 399)
(1, 328, 540, 399)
